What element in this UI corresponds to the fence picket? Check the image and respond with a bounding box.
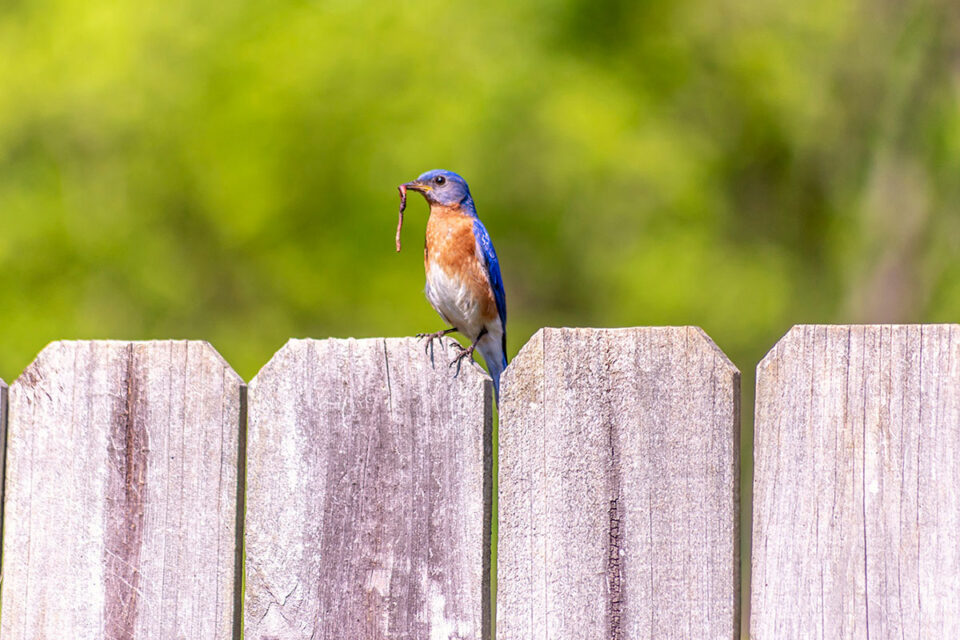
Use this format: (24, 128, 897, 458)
(244, 337, 493, 639)
(0, 376, 6, 563)
(0, 341, 244, 639)
(497, 327, 741, 639)
(751, 324, 960, 638)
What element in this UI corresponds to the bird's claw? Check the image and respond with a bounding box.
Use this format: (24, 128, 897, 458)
(448, 343, 475, 379)
(417, 329, 457, 365)
(417, 330, 442, 360)
(416, 329, 456, 362)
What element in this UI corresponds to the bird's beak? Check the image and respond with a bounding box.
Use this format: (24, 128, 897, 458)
(402, 180, 431, 193)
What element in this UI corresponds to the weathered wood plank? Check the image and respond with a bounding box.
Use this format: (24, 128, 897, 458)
(244, 337, 493, 640)
(0, 376, 7, 561)
(497, 327, 741, 639)
(751, 325, 960, 639)
(0, 341, 244, 639)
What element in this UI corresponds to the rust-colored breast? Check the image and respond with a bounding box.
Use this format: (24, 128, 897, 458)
(424, 205, 499, 322)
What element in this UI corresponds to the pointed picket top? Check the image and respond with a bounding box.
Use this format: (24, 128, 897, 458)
(1, 340, 244, 640)
(498, 326, 740, 640)
(245, 336, 492, 640)
(752, 324, 960, 638)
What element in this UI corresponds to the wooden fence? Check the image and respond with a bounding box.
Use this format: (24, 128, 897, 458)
(751, 325, 960, 639)
(0, 325, 956, 639)
(497, 328, 739, 639)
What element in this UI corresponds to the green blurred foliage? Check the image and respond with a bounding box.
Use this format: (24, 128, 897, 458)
(1, 0, 959, 384)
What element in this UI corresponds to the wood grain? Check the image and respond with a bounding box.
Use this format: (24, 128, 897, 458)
(244, 337, 493, 640)
(497, 327, 741, 640)
(0, 376, 6, 567)
(751, 325, 960, 639)
(0, 341, 244, 639)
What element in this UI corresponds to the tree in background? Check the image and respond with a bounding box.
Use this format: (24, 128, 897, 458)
(0, 0, 958, 379)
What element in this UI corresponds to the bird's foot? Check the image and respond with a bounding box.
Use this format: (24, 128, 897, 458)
(448, 342, 477, 379)
(416, 328, 457, 363)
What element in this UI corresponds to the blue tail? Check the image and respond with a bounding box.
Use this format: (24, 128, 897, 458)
(477, 341, 507, 403)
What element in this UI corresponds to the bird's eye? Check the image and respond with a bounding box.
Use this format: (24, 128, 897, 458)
(434, 176, 446, 185)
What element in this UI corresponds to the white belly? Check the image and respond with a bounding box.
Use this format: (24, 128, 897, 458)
(424, 262, 486, 340)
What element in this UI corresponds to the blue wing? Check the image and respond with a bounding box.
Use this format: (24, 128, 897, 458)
(473, 218, 507, 355)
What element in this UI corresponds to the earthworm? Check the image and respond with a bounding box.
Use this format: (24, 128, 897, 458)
(396, 183, 407, 252)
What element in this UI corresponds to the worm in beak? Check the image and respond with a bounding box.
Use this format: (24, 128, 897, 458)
(396, 183, 407, 252)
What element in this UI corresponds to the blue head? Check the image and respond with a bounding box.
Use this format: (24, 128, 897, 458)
(401, 169, 475, 211)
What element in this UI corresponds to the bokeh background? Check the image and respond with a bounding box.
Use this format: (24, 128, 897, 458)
(2, 0, 959, 633)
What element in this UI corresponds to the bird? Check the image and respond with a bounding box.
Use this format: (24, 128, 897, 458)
(399, 169, 508, 400)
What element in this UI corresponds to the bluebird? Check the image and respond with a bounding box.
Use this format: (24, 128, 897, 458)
(399, 169, 508, 399)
